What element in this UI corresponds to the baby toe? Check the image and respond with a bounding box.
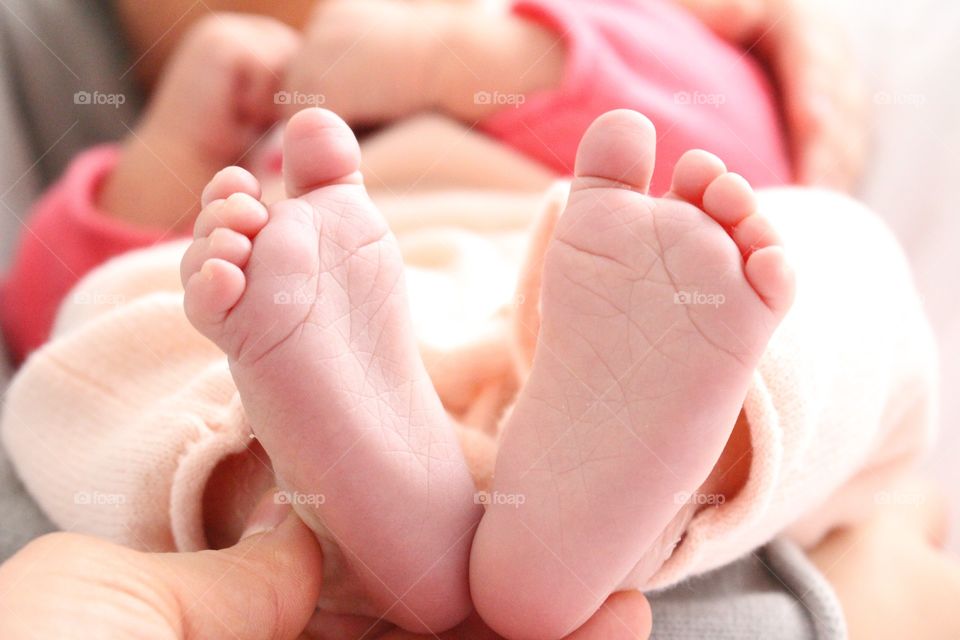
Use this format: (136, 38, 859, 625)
(668, 149, 726, 205)
(702, 172, 757, 228)
(572, 109, 657, 193)
(194, 192, 269, 239)
(201, 166, 262, 208)
(731, 211, 783, 258)
(183, 258, 246, 330)
(744, 246, 795, 315)
(180, 227, 253, 287)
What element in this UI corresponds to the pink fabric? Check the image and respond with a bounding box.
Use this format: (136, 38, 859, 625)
(0, 147, 174, 361)
(482, 0, 791, 194)
(1, 0, 791, 361)
(0, 186, 936, 592)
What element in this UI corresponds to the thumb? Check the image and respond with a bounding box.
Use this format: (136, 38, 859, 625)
(154, 495, 323, 640)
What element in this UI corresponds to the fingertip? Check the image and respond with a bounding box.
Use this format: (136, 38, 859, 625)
(565, 591, 652, 640)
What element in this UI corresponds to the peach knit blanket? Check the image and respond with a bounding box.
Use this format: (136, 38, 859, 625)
(1, 184, 937, 590)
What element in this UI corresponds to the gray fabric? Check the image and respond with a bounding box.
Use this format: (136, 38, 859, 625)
(0, 0, 142, 267)
(649, 540, 847, 640)
(0, 0, 137, 556)
(0, 341, 55, 553)
(0, 3, 846, 638)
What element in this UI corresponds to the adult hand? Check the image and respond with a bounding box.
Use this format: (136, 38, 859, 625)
(0, 490, 651, 640)
(809, 480, 960, 639)
(376, 591, 652, 640)
(0, 499, 322, 639)
(674, 0, 868, 190)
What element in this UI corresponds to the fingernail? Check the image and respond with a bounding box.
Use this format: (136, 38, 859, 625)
(240, 489, 291, 539)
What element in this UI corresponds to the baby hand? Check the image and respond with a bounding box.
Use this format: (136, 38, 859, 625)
(673, 0, 867, 190)
(100, 14, 300, 229)
(282, 0, 445, 126)
(282, 0, 564, 126)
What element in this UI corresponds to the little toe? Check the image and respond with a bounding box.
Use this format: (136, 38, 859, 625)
(201, 166, 262, 208)
(194, 192, 269, 239)
(731, 211, 783, 259)
(702, 172, 757, 228)
(745, 246, 796, 315)
(180, 227, 253, 287)
(573, 109, 657, 193)
(283, 108, 363, 201)
(183, 258, 246, 330)
(668, 149, 726, 205)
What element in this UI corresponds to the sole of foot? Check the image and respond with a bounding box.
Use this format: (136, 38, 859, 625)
(182, 108, 481, 633)
(470, 109, 795, 639)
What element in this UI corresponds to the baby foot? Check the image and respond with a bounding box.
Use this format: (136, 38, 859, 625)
(470, 110, 794, 639)
(181, 109, 480, 632)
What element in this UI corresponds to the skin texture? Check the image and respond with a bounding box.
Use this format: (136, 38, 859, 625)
(469, 110, 795, 639)
(3, 481, 957, 639)
(0, 499, 652, 640)
(182, 109, 483, 632)
(282, 0, 565, 125)
(99, 14, 301, 231)
(0, 502, 325, 640)
(181, 109, 674, 638)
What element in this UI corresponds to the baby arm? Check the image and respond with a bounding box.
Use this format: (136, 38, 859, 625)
(281, 0, 565, 127)
(672, 0, 867, 188)
(100, 14, 299, 230)
(0, 14, 299, 361)
(283, 0, 788, 192)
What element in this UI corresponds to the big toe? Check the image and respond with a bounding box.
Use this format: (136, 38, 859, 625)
(283, 108, 363, 201)
(573, 109, 657, 193)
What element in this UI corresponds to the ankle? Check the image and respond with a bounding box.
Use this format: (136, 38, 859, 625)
(697, 411, 752, 506)
(202, 439, 276, 549)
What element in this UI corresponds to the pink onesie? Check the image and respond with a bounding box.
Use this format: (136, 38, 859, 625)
(0, 0, 789, 362)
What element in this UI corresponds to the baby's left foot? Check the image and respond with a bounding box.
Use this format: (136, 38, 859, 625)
(471, 110, 795, 639)
(181, 109, 479, 632)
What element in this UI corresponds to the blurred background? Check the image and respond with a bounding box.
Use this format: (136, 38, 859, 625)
(1, 0, 958, 553)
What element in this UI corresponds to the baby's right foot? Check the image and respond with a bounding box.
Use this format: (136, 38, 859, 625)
(471, 110, 795, 639)
(181, 109, 480, 632)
